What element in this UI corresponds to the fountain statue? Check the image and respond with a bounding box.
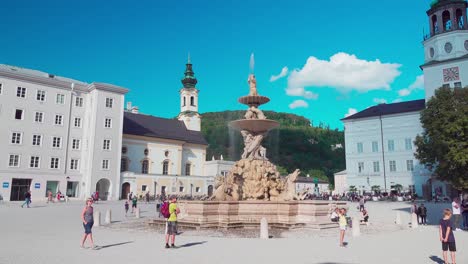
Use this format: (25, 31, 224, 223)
(211, 71, 301, 201)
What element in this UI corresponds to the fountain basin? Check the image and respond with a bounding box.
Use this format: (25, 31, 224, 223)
(238, 95, 270, 106)
(229, 119, 279, 133)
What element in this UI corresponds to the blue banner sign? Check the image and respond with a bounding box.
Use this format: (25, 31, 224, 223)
(2, 182, 9, 188)
(34, 183, 41, 189)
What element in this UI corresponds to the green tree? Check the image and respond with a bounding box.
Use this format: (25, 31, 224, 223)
(303, 169, 329, 182)
(348, 185, 357, 193)
(371, 185, 381, 194)
(414, 87, 468, 189)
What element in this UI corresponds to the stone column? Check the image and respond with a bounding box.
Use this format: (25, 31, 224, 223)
(395, 212, 401, 225)
(105, 209, 112, 224)
(136, 207, 141, 218)
(94, 211, 101, 227)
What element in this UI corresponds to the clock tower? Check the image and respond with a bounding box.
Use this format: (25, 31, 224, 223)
(422, 0, 468, 101)
(178, 56, 201, 131)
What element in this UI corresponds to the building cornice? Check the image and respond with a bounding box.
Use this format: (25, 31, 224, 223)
(87, 82, 129, 95)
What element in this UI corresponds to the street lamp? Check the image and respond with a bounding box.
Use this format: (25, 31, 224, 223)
(190, 183, 193, 198)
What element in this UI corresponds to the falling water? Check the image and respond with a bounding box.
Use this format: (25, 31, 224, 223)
(249, 53, 255, 74)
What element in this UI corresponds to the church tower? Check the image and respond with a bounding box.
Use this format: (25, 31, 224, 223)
(178, 56, 201, 131)
(422, 0, 468, 101)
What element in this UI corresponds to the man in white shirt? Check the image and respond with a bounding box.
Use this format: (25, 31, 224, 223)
(451, 197, 461, 230)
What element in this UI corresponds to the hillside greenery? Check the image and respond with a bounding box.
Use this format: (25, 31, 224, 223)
(201, 111, 345, 184)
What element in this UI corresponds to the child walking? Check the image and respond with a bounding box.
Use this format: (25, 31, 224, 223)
(338, 208, 347, 247)
(124, 200, 129, 216)
(439, 209, 456, 264)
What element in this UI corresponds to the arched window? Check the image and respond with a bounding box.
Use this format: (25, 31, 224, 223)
(162, 160, 169, 175)
(183, 97, 186, 106)
(185, 163, 191, 176)
(190, 96, 195, 106)
(432, 15, 439, 34)
(142, 160, 149, 174)
(121, 157, 128, 172)
(443, 10, 452, 31)
(456, 9, 464, 29)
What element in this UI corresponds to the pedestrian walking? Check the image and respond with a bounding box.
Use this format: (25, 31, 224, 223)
(338, 208, 347, 247)
(359, 196, 365, 212)
(80, 198, 96, 249)
(451, 197, 461, 230)
(418, 203, 427, 225)
(165, 195, 180, 248)
(131, 195, 137, 213)
(461, 194, 468, 230)
(145, 191, 150, 204)
(124, 200, 129, 216)
(439, 209, 456, 264)
(21, 190, 31, 208)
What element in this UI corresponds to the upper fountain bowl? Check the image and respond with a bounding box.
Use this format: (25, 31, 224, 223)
(238, 95, 270, 107)
(229, 119, 279, 134)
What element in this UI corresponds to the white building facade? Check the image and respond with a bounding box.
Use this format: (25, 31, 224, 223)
(0, 64, 128, 201)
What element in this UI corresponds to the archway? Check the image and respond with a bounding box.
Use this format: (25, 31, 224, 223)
(95, 178, 111, 201)
(207, 185, 214, 197)
(121, 182, 130, 200)
(442, 10, 451, 31)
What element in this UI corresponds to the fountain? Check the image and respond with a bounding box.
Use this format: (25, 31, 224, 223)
(149, 56, 346, 230)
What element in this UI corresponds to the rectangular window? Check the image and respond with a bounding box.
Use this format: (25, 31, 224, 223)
(195, 187, 201, 193)
(15, 109, 24, 120)
(72, 139, 80, 150)
(52, 137, 62, 148)
(34, 112, 44, 123)
(70, 159, 79, 170)
(74, 117, 81, 128)
(406, 160, 414, 171)
(357, 142, 363, 153)
(75, 97, 83, 107)
(388, 140, 395, 152)
(16, 87, 26, 98)
(104, 118, 112, 128)
(50, 157, 60, 169)
(405, 138, 412, 150)
(105, 98, 113, 108)
(373, 161, 380, 173)
(32, 134, 42, 146)
(56, 94, 65, 104)
(179, 186, 185, 192)
(11, 132, 22, 144)
(102, 160, 109, 170)
(103, 139, 111, 150)
(389, 160, 396, 172)
(454, 82, 462, 88)
(9, 154, 20, 167)
(142, 185, 147, 192)
(29, 156, 40, 168)
(372, 141, 379, 152)
(55, 115, 63, 125)
(36, 90, 46, 101)
(442, 83, 450, 89)
(358, 162, 364, 173)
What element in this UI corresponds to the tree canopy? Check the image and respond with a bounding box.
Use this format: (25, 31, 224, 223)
(414, 87, 468, 190)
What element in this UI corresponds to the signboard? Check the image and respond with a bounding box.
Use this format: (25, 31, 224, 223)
(2, 182, 9, 188)
(34, 183, 41, 189)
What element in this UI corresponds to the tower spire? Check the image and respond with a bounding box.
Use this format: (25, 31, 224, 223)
(181, 56, 197, 88)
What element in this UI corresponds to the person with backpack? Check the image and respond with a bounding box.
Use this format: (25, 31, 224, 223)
(418, 203, 428, 225)
(163, 196, 180, 248)
(131, 195, 138, 214)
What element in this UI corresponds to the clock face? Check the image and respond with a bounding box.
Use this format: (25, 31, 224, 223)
(430, 47, 435, 58)
(465, 40, 468, 51)
(443, 67, 460, 82)
(445, 42, 453, 53)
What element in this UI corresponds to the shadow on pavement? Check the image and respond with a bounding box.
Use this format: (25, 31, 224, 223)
(178, 241, 207, 248)
(429, 255, 445, 263)
(96, 241, 134, 250)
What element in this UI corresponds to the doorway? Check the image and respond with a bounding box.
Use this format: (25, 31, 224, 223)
(121, 182, 130, 199)
(10, 178, 32, 201)
(45, 181, 59, 197)
(96, 178, 111, 201)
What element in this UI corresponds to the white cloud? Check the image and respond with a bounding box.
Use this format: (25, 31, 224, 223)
(270, 67, 289, 82)
(392, 98, 403, 103)
(287, 52, 401, 92)
(289, 100, 309, 109)
(344, 108, 358, 117)
(286, 87, 318, 99)
(373, 98, 387, 104)
(398, 75, 424, 97)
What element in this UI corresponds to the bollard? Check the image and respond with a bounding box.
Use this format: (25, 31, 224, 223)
(352, 216, 360, 237)
(411, 213, 419, 229)
(105, 209, 112, 224)
(395, 212, 401, 225)
(94, 211, 101, 227)
(260, 217, 269, 239)
(65, 196, 69, 203)
(135, 207, 140, 218)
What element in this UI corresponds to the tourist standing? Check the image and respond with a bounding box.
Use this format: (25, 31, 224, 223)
(439, 209, 456, 264)
(462, 194, 468, 230)
(451, 197, 461, 230)
(418, 204, 427, 225)
(338, 208, 347, 247)
(131, 195, 138, 213)
(56, 191, 62, 202)
(359, 196, 365, 212)
(411, 202, 420, 224)
(21, 190, 31, 208)
(124, 200, 129, 216)
(165, 195, 180, 248)
(145, 191, 150, 204)
(47, 190, 53, 203)
(80, 198, 96, 249)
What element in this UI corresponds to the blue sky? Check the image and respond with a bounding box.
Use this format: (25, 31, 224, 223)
(0, 0, 431, 129)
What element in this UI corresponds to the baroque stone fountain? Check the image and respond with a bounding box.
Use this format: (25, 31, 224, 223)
(149, 56, 346, 230)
